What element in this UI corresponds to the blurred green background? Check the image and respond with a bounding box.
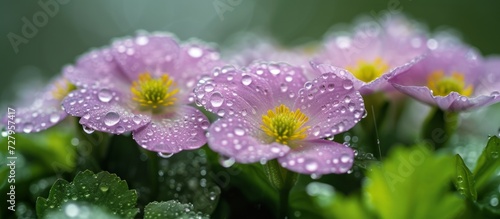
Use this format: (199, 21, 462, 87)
(1, 0, 500, 105)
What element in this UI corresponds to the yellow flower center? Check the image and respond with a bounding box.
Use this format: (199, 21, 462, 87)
(130, 72, 179, 110)
(52, 79, 76, 100)
(427, 71, 473, 96)
(346, 58, 389, 83)
(261, 104, 310, 145)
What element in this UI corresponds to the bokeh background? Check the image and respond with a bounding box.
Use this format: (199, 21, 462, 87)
(2, 0, 500, 105)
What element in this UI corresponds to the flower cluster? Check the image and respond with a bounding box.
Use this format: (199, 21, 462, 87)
(4, 15, 500, 176)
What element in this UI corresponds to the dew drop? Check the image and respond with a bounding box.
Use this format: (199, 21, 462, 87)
(116, 126, 125, 133)
(340, 154, 351, 163)
(132, 115, 142, 125)
(219, 156, 235, 168)
(491, 91, 500, 97)
(104, 112, 120, 126)
(210, 92, 224, 107)
(23, 123, 33, 133)
(83, 125, 95, 134)
(490, 196, 499, 207)
(135, 36, 149, 45)
(491, 151, 499, 159)
(234, 127, 245, 136)
(217, 109, 226, 117)
(204, 84, 215, 92)
(312, 125, 321, 136)
(50, 113, 60, 123)
(342, 80, 353, 90)
(188, 47, 203, 58)
(64, 203, 80, 217)
(457, 176, 464, 183)
(98, 89, 113, 103)
(241, 75, 252, 86)
(158, 152, 173, 158)
(305, 82, 313, 90)
(100, 186, 109, 192)
(305, 161, 319, 172)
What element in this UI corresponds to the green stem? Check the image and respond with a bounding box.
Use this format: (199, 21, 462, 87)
(145, 150, 160, 199)
(264, 160, 299, 218)
(422, 108, 459, 149)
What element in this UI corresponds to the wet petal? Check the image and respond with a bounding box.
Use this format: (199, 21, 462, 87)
(11, 99, 67, 133)
(278, 139, 354, 174)
(194, 65, 274, 119)
(207, 116, 290, 163)
(246, 62, 308, 106)
(294, 70, 365, 139)
(64, 48, 127, 87)
(62, 88, 150, 134)
(133, 105, 208, 153)
(172, 42, 224, 103)
(112, 34, 180, 81)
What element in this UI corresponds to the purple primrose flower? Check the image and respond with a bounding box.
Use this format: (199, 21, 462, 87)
(313, 15, 428, 94)
(2, 76, 74, 133)
(388, 36, 500, 111)
(62, 33, 223, 153)
(194, 62, 365, 175)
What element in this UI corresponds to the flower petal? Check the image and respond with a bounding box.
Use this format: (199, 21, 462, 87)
(278, 139, 354, 174)
(207, 116, 290, 163)
(194, 65, 274, 119)
(294, 69, 365, 139)
(172, 42, 224, 103)
(111, 33, 180, 81)
(133, 105, 208, 153)
(62, 88, 150, 134)
(246, 62, 308, 107)
(64, 48, 127, 87)
(12, 99, 67, 133)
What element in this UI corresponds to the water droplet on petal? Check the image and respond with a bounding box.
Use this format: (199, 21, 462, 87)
(234, 127, 245, 136)
(135, 36, 149, 45)
(104, 112, 120, 126)
(188, 47, 203, 58)
(219, 156, 235, 168)
(132, 115, 142, 125)
(158, 152, 173, 158)
(204, 84, 215, 92)
(305, 160, 319, 172)
(241, 74, 252, 86)
(116, 126, 125, 133)
(98, 89, 113, 103)
(50, 113, 60, 123)
(312, 125, 321, 136)
(83, 126, 95, 134)
(340, 153, 351, 163)
(210, 92, 224, 107)
(342, 80, 353, 90)
(491, 91, 499, 97)
(23, 123, 33, 133)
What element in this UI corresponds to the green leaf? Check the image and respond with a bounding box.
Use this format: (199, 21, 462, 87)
(307, 182, 373, 219)
(421, 108, 459, 149)
(365, 145, 465, 219)
(36, 170, 138, 219)
(476, 176, 500, 215)
(454, 154, 477, 201)
(473, 136, 500, 190)
(0, 127, 76, 191)
(144, 201, 209, 219)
